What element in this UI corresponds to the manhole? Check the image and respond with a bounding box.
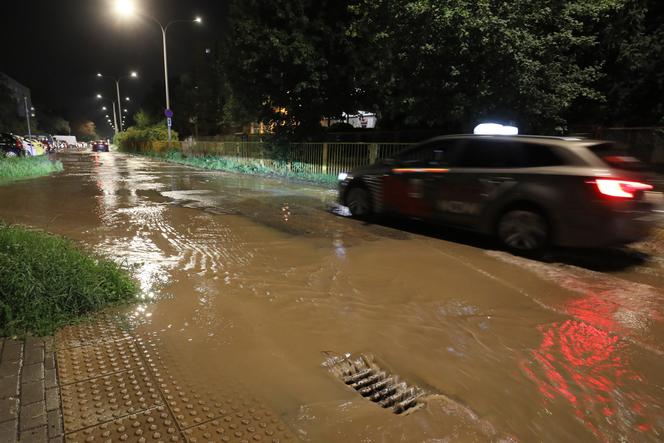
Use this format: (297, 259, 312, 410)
(324, 353, 425, 414)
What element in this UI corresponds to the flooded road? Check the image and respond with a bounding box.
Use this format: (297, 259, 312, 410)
(1, 152, 663, 442)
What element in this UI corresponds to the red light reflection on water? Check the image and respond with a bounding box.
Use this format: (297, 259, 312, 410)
(521, 318, 656, 440)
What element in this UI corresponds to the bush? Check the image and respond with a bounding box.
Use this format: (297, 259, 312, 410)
(114, 123, 179, 151)
(0, 156, 63, 184)
(0, 223, 138, 336)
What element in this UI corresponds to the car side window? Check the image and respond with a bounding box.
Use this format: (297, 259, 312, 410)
(519, 144, 565, 167)
(455, 140, 519, 168)
(397, 140, 457, 166)
(454, 140, 565, 168)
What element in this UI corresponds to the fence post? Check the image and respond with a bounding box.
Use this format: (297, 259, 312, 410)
(322, 143, 329, 174)
(369, 143, 378, 164)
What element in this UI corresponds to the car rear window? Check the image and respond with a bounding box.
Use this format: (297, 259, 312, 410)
(588, 142, 647, 171)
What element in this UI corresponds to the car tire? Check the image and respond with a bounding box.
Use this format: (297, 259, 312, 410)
(4, 150, 18, 158)
(497, 209, 549, 254)
(346, 187, 372, 218)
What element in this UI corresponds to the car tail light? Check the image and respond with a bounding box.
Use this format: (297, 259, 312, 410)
(15, 139, 22, 149)
(591, 178, 653, 199)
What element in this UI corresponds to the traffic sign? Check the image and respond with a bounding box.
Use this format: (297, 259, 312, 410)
(167, 117, 172, 128)
(165, 109, 173, 118)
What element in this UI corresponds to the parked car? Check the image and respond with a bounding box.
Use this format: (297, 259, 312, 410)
(17, 137, 36, 156)
(25, 138, 46, 156)
(338, 135, 662, 252)
(91, 140, 109, 152)
(0, 133, 24, 157)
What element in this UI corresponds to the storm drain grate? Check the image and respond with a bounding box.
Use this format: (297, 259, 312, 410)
(324, 353, 425, 415)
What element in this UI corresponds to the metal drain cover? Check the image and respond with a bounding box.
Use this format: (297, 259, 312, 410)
(324, 353, 425, 414)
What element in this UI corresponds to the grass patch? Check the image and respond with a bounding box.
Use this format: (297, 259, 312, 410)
(0, 222, 138, 336)
(135, 150, 338, 187)
(0, 156, 64, 184)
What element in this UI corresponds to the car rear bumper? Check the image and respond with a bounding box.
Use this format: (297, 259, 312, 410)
(555, 194, 663, 247)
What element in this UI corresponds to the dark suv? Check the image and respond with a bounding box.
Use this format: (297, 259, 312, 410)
(338, 135, 661, 251)
(0, 133, 23, 157)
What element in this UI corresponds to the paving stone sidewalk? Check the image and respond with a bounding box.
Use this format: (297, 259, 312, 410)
(0, 336, 64, 443)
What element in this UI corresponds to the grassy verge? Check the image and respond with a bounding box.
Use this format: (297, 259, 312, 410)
(0, 222, 138, 336)
(0, 156, 64, 184)
(134, 150, 338, 187)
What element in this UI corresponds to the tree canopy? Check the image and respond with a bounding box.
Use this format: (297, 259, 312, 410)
(184, 0, 664, 136)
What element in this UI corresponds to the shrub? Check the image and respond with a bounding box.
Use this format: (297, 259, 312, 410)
(0, 223, 138, 336)
(0, 156, 63, 184)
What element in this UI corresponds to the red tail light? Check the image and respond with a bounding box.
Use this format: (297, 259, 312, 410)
(592, 179, 653, 199)
(15, 139, 22, 149)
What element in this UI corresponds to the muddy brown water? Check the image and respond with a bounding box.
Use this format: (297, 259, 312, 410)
(1, 152, 663, 442)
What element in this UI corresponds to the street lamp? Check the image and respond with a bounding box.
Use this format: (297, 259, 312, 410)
(114, 0, 202, 144)
(114, 0, 135, 16)
(97, 71, 138, 131)
(96, 94, 119, 134)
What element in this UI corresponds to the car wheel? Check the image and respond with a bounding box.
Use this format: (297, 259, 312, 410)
(4, 150, 18, 158)
(497, 209, 549, 253)
(346, 187, 372, 218)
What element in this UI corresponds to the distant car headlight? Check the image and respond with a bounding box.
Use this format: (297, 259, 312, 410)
(338, 172, 349, 181)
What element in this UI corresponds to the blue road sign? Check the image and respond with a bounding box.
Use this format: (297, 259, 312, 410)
(165, 109, 174, 118)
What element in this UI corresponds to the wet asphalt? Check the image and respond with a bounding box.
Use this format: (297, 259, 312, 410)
(1, 151, 663, 442)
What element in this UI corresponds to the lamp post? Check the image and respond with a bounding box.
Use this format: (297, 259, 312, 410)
(114, 1, 202, 144)
(97, 71, 138, 131)
(23, 97, 32, 137)
(97, 94, 119, 134)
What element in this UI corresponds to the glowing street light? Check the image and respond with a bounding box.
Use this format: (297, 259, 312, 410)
(96, 94, 119, 134)
(113, 1, 202, 144)
(114, 0, 135, 17)
(125, 97, 130, 102)
(102, 106, 108, 111)
(97, 71, 138, 131)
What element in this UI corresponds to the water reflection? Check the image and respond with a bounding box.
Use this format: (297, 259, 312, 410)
(522, 319, 659, 440)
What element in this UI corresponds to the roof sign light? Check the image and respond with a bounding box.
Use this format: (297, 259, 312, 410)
(474, 123, 519, 136)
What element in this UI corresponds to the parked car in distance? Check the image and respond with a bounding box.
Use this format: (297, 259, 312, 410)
(25, 138, 46, 156)
(91, 140, 109, 152)
(338, 135, 662, 252)
(0, 133, 24, 157)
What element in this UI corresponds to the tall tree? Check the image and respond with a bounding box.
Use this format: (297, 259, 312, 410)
(348, 0, 625, 133)
(595, 0, 664, 125)
(224, 0, 359, 137)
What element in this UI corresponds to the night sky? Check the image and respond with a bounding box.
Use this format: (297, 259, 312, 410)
(1, 0, 228, 136)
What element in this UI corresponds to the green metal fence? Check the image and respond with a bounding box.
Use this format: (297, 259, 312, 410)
(128, 141, 414, 176)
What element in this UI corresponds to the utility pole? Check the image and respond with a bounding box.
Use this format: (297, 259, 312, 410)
(23, 96, 32, 137)
(112, 101, 119, 134)
(116, 80, 124, 132)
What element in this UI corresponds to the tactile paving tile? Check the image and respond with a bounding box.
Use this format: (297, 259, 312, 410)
(56, 315, 132, 349)
(58, 339, 144, 385)
(182, 407, 296, 442)
(137, 337, 237, 429)
(135, 336, 279, 430)
(66, 405, 184, 442)
(61, 366, 163, 432)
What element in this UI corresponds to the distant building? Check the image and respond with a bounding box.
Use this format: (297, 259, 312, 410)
(321, 111, 378, 129)
(0, 72, 32, 117)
